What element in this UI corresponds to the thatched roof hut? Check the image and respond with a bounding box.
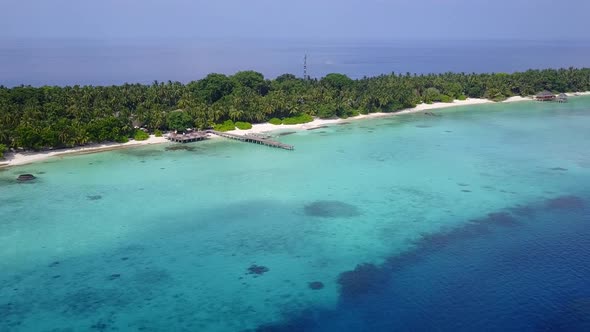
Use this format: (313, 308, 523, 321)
(557, 93, 568, 103)
(535, 91, 555, 101)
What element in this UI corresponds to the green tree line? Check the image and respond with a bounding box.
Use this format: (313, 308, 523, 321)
(1, 67, 589, 151)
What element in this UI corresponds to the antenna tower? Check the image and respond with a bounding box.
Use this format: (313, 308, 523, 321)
(303, 54, 308, 80)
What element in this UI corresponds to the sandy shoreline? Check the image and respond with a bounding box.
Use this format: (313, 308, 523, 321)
(1, 136, 168, 168)
(227, 98, 502, 135)
(227, 96, 545, 135)
(2, 92, 589, 168)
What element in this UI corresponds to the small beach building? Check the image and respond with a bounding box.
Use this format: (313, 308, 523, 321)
(535, 91, 556, 101)
(557, 93, 568, 103)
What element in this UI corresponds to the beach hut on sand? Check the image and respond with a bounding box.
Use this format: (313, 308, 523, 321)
(557, 93, 568, 103)
(535, 91, 555, 101)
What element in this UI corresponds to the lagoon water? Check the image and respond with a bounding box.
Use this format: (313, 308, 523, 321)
(1, 98, 590, 331)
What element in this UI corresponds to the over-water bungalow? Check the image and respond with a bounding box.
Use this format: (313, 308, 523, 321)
(535, 91, 556, 101)
(557, 93, 568, 103)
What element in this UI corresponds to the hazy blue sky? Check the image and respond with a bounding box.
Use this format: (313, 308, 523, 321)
(1, 0, 589, 40)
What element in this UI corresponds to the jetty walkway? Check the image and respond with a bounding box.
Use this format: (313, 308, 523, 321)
(166, 130, 294, 150)
(206, 130, 294, 150)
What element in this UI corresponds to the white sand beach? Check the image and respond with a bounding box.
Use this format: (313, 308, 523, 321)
(2, 93, 587, 168)
(566, 91, 590, 97)
(1, 135, 168, 167)
(227, 98, 512, 135)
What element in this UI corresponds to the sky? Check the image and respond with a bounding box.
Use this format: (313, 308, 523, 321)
(1, 0, 589, 41)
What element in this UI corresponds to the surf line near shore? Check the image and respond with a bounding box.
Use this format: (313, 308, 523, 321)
(2, 93, 587, 168)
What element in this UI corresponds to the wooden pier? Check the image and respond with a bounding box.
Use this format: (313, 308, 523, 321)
(166, 131, 209, 143)
(166, 130, 294, 150)
(206, 130, 294, 150)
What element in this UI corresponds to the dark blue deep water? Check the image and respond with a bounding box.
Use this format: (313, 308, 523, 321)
(256, 195, 590, 332)
(1, 39, 590, 86)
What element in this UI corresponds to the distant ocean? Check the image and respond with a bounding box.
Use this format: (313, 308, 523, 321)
(1, 39, 590, 86)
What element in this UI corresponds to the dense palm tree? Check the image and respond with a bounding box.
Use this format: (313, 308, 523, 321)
(1, 68, 589, 150)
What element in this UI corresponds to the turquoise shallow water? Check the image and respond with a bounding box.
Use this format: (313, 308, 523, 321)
(1, 98, 590, 331)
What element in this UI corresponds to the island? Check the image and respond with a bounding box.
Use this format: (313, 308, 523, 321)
(1, 68, 589, 162)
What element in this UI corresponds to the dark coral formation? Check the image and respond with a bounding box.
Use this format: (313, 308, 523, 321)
(418, 210, 523, 252)
(417, 224, 489, 249)
(108, 274, 121, 280)
(17, 174, 36, 182)
(247, 264, 269, 275)
(303, 200, 361, 218)
(486, 212, 519, 227)
(87, 195, 102, 201)
(337, 263, 386, 300)
(253, 194, 590, 331)
(165, 145, 196, 152)
(119, 149, 164, 157)
(308, 281, 324, 290)
(545, 195, 586, 210)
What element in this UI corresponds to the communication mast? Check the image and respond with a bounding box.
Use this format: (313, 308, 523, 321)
(303, 54, 308, 80)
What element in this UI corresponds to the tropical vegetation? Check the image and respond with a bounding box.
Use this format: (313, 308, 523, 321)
(214, 120, 237, 132)
(1, 68, 589, 151)
(133, 130, 150, 141)
(235, 121, 253, 130)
